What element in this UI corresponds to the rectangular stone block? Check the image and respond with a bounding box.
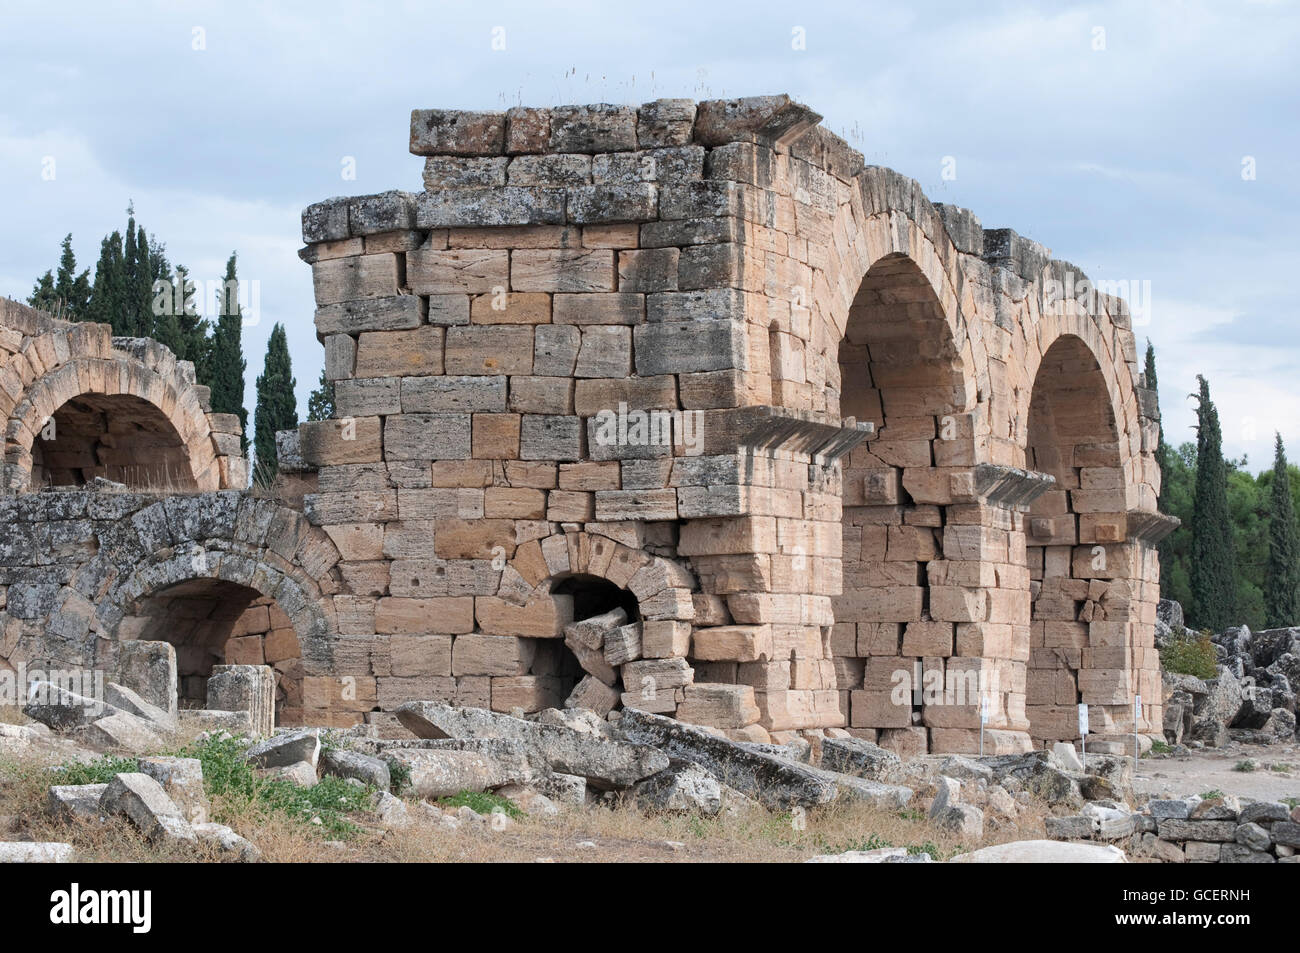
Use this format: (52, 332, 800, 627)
(383, 413, 471, 460)
(445, 325, 534, 375)
(401, 375, 507, 412)
(355, 327, 444, 378)
(408, 248, 509, 294)
(452, 634, 536, 676)
(313, 254, 400, 306)
(511, 249, 615, 292)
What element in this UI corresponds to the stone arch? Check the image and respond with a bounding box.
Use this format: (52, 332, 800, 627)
(42, 495, 340, 722)
(1020, 329, 1143, 748)
(823, 237, 983, 748)
(2, 322, 244, 491)
(489, 529, 696, 715)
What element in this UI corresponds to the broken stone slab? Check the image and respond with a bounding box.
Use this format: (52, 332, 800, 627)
(1235, 821, 1272, 852)
(192, 823, 261, 862)
(206, 665, 276, 738)
(564, 675, 620, 716)
(245, 729, 321, 769)
(635, 761, 723, 815)
(536, 772, 587, 807)
(115, 640, 178, 720)
(496, 785, 560, 817)
(47, 784, 108, 822)
(1219, 842, 1275, 863)
(950, 840, 1127, 863)
(563, 607, 628, 650)
(104, 682, 175, 728)
(99, 773, 196, 846)
(617, 708, 837, 810)
(320, 747, 392, 791)
(936, 803, 984, 838)
(928, 776, 961, 820)
(395, 702, 668, 789)
(806, 847, 909, 863)
(78, 710, 169, 754)
(23, 681, 117, 730)
(0, 842, 74, 863)
(268, 761, 319, 787)
(1148, 797, 1198, 820)
(1238, 801, 1291, 824)
(371, 791, 411, 829)
(1045, 815, 1094, 840)
(137, 757, 209, 825)
(383, 744, 532, 799)
(1051, 742, 1085, 772)
(177, 709, 253, 735)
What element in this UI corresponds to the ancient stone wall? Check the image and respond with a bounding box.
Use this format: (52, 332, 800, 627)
(0, 298, 246, 491)
(285, 94, 1172, 750)
(2, 95, 1173, 752)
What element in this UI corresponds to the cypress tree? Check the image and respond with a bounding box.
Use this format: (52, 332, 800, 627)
(207, 253, 249, 449)
(84, 231, 128, 333)
(172, 264, 210, 370)
(28, 271, 57, 312)
(1189, 375, 1238, 631)
(53, 234, 91, 319)
(306, 367, 335, 422)
(252, 323, 299, 483)
(123, 217, 139, 334)
(1265, 433, 1300, 627)
(133, 222, 155, 337)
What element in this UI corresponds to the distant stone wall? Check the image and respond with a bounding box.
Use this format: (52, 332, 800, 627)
(0, 298, 246, 491)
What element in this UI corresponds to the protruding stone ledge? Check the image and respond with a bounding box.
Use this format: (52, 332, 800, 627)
(972, 464, 1056, 510)
(737, 406, 873, 462)
(1128, 510, 1180, 544)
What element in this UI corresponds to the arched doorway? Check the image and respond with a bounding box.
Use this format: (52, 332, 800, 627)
(833, 253, 975, 747)
(117, 579, 304, 726)
(32, 393, 200, 489)
(1023, 334, 1134, 747)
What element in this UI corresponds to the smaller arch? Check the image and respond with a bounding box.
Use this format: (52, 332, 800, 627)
(496, 530, 696, 715)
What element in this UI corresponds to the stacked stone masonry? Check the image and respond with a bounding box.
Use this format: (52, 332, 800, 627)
(0, 95, 1173, 751)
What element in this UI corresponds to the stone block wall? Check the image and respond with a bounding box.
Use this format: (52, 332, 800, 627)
(286, 94, 1171, 749)
(1, 94, 1172, 752)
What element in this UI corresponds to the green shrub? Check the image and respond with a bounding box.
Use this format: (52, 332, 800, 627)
(1234, 759, 1257, 773)
(51, 756, 140, 786)
(1160, 630, 1219, 679)
(177, 733, 373, 838)
(436, 790, 523, 820)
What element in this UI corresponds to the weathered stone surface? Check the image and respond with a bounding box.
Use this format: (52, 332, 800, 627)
(383, 744, 531, 798)
(951, 841, 1127, 863)
(192, 822, 261, 862)
(245, 729, 321, 769)
(137, 757, 209, 824)
(47, 784, 108, 822)
(80, 711, 169, 755)
(99, 773, 196, 846)
(634, 761, 723, 815)
(0, 842, 75, 863)
(395, 702, 668, 789)
(617, 708, 837, 809)
(320, 747, 392, 791)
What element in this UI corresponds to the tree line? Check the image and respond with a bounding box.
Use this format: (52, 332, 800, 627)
(1148, 343, 1300, 632)
(25, 208, 334, 482)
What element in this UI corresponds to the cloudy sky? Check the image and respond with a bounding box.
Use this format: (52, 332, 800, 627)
(1, 1, 1296, 468)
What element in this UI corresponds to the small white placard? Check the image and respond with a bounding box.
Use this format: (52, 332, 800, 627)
(979, 695, 990, 725)
(1077, 703, 1089, 736)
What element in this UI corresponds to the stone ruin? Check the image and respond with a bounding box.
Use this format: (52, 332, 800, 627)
(0, 94, 1178, 757)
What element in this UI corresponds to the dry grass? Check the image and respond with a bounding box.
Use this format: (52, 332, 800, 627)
(0, 738, 1051, 863)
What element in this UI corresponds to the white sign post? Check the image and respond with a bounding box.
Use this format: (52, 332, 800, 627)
(1078, 702, 1089, 757)
(1133, 694, 1142, 760)
(979, 695, 990, 756)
